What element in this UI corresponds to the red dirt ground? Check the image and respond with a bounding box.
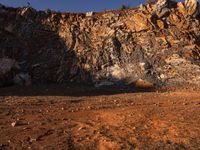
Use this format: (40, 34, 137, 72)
(0, 85, 200, 150)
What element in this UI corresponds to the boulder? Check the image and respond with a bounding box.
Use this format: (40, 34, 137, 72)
(14, 73, 32, 86)
(0, 59, 19, 87)
(134, 79, 155, 89)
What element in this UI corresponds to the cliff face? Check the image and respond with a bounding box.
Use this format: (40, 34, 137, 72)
(0, 0, 200, 87)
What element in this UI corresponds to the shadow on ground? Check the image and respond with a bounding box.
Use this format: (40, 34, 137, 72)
(0, 84, 158, 96)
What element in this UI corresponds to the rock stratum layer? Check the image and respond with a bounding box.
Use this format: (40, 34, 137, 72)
(0, 0, 200, 87)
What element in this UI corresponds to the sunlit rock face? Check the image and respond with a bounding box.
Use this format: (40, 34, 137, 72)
(185, 0, 199, 15)
(0, 0, 200, 87)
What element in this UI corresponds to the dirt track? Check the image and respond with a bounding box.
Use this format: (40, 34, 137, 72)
(0, 85, 200, 150)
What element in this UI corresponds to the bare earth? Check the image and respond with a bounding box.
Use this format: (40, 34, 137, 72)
(0, 85, 200, 150)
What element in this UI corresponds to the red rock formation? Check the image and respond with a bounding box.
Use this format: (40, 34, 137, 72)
(0, 0, 200, 87)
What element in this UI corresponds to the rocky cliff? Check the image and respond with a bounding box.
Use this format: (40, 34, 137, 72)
(0, 0, 200, 88)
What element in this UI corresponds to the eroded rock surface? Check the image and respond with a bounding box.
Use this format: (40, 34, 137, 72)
(0, 0, 200, 87)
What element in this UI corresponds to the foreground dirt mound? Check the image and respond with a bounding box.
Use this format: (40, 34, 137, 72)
(0, 85, 200, 149)
(0, 0, 200, 87)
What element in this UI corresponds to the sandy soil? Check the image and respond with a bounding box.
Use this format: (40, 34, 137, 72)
(0, 85, 200, 150)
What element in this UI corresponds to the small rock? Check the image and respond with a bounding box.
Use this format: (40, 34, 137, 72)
(11, 120, 28, 127)
(78, 126, 86, 131)
(160, 74, 165, 79)
(182, 101, 188, 105)
(11, 121, 18, 127)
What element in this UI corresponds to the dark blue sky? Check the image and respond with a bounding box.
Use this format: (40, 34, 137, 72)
(0, 0, 146, 12)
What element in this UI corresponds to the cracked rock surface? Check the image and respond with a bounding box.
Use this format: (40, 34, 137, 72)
(0, 0, 200, 87)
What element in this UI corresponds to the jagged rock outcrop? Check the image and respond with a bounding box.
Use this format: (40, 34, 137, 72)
(0, 0, 200, 88)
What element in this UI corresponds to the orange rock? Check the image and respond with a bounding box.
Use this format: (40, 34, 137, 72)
(177, 2, 187, 15)
(185, 0, 198, 16)
(157, 20, 165, 29)
(177, 0, 199, 16)
(133, 14, 150, 32)
(169, 13, 181, 25)
(135, 79, 154, 89)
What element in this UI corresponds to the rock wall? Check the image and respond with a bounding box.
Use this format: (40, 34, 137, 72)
(0, 0, 200, 87)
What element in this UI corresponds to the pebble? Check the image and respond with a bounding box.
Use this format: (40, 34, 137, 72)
(182, 103, 188, 105)
(11, 121, 18, 127)
(195, 102, 200, 105)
